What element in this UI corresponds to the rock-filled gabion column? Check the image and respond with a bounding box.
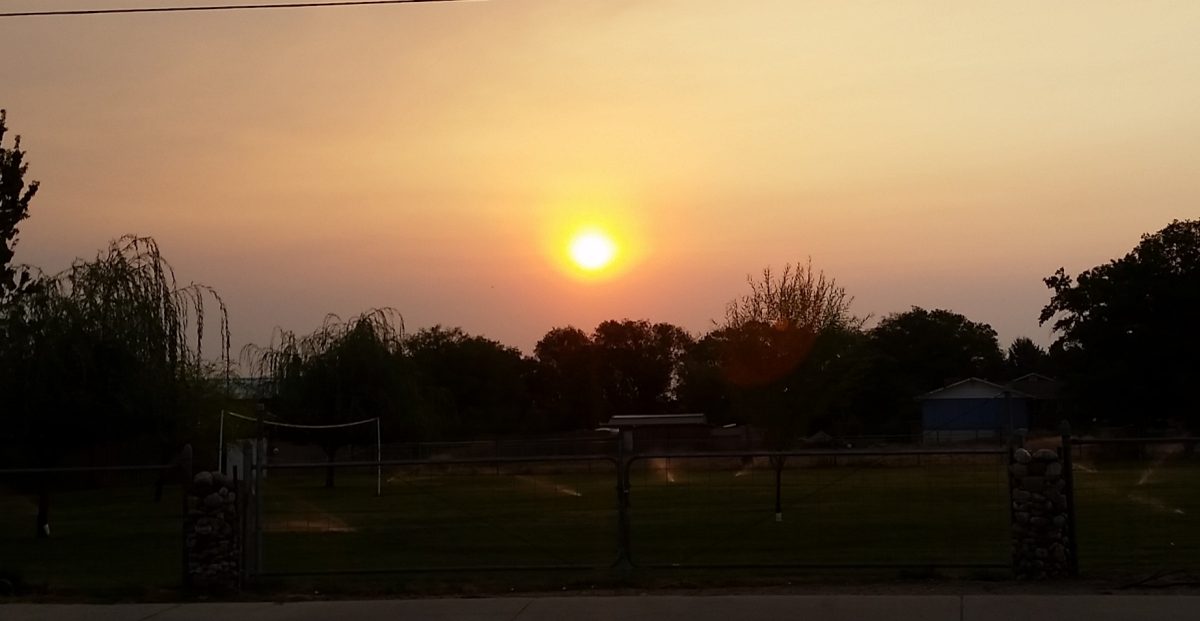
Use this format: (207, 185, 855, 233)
(186, 471, 240, 592)
(1009, 447, 1071, 579)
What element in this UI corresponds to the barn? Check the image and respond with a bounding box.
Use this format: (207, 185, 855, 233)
(919, 378, 1034, 443)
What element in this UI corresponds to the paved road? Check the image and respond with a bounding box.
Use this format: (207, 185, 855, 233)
(5, 595, 1200, 620)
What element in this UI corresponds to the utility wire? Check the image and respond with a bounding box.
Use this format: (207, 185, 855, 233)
(0, 0, 476, 18)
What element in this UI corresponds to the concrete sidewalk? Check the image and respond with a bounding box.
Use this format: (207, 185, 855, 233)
(4, 595, 1200, 620)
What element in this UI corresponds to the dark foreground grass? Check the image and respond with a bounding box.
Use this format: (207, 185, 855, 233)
(3, 454, 1200, 597)
(0, 475, 181, 595)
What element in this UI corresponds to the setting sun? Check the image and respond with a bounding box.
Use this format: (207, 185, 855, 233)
(568, 229, 617, 271)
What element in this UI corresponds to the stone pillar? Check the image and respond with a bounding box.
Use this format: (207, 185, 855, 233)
(185, 470, 240, 592)
(1009, 447, 1072, 579)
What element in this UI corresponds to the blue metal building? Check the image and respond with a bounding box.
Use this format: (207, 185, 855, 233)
(919, 378, 1034, 443)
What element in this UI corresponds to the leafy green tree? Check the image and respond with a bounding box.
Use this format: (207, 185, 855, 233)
(1040, 219, 1200, 429)
(248, 309, 408, 487)
(871, 307, 1005, 394)
(406, 325, 531, 437)
(1, 110, 39, 299)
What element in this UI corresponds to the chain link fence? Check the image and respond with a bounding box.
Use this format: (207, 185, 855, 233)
(8, 436, 1200, 592)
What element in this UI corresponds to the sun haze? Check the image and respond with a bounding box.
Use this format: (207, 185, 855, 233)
(4, 1, 1199, 352)
(568, 229, 617, 272)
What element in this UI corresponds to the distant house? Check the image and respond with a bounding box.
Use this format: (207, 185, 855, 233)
(1005, 373, 1064, 430)
(919, 378, 1035, 443)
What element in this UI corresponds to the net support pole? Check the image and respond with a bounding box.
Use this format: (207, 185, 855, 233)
(375, 417, 382, 497)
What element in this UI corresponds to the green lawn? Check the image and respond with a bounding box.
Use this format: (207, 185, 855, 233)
(1072, 458, 1200, 574)
(4, 454, 1200, 595)
(0, 475, 182, 594)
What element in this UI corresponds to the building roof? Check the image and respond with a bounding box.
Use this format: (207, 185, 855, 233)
(1005, 373, 1063, 400)
(605, 413, 707, 428)
(918, 377, 1037, 401)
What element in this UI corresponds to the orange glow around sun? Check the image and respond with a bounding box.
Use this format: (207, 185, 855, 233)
(538, 195, 644, 282)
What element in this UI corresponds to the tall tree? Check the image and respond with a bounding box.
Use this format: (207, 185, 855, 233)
(1, 236, 229, 536)
(1005, 336, 1051, 379)
(0, 110, 39, 299)
(1041, 219, 1200, 429)
(530, 326, 601, 432)
(719, 260, 865, 519)
(676, 331, 736, 426)
(590, 319, 694, 417)
(406, 325, 531, 437)
(870, 307, 1005, 394)
(720, 260, 864, 446)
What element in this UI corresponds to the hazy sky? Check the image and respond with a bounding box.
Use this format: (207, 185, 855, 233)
(4, 0, 1199, 355)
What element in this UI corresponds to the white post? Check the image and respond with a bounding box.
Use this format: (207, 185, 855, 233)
(375, 417, 382, 497)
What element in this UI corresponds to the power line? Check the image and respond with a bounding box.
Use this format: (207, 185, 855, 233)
(0, 0, 477, 19)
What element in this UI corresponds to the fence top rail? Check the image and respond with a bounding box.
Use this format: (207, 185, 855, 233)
(630, 448, 1008, 461)
(259, 454, 619, 470)
(1069, 436, 1200, 446)
(0, 464, 175, 475)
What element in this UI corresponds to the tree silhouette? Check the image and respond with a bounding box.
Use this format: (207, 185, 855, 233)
(720, 260, 864, 449)
(590, 319, 693, 417)
(1005, 336, 1051, 379)
(718, 261, 864, 519)
(531, 326, 601, 432)
(1041, 219, 1200, 429)
(1, 236, 229, 536)
(247, 309, 408, 487)
(871, 307, 1004, 394)
(406, 325, 530, 437)
(0, 110, 39, 300)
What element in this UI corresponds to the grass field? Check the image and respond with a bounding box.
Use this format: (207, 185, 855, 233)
(3, 452, 1200, 595)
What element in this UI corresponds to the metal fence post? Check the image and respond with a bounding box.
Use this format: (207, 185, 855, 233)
(254, 436, 265, 575)
(1059, 421, 1080, 577)
(240, 441, 255, 579)
(178, 444, 193, 589)
(615, 433, 633, 574)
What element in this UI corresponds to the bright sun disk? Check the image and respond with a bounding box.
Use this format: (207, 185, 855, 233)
(568, 230, 617, 271)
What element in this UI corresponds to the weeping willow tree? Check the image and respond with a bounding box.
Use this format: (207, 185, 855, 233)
(245, 308, 410, 488)
(0, 235, 229, 537)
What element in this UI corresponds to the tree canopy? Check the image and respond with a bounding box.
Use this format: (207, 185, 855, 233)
(718, 261, 865, 449)
(406, 325, 530, 437)
(247, 309, 409, 484)
(1040, 219, 1200, 428)
(1, 236, 229, 465)
(871, 307, 1005, 394)
(0, 110, 39, 299)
